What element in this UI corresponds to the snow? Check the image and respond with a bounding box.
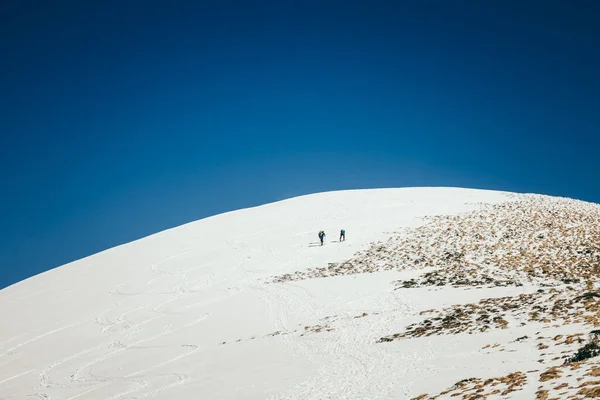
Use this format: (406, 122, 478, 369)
(0, 187, 568, 399)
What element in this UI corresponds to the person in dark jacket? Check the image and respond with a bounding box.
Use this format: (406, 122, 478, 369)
(318, 230, 326, 246)
(340, 229, 346, 242)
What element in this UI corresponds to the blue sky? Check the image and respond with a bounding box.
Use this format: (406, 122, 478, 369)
(1, 0, 599, 289)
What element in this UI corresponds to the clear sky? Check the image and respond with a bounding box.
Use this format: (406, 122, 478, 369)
(1, 0, 599, 289)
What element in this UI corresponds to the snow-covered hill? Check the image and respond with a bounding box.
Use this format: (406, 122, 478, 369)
(3, 187, 600, 399)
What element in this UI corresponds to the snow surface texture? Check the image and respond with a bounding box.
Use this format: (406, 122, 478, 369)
(3, 188, 600, 399)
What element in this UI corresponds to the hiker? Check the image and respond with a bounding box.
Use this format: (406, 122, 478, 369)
(340, 229, 346, 242)
(318, 230, 326, 246)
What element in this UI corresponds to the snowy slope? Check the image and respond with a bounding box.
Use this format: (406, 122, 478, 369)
(2, 187, 599, 399)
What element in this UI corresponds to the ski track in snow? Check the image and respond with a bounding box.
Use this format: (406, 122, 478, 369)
(4, 187, 592, 399)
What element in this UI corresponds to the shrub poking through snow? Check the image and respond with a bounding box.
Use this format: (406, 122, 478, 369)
(565, 337, 600, 364)
(574, 292, 600, 302)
